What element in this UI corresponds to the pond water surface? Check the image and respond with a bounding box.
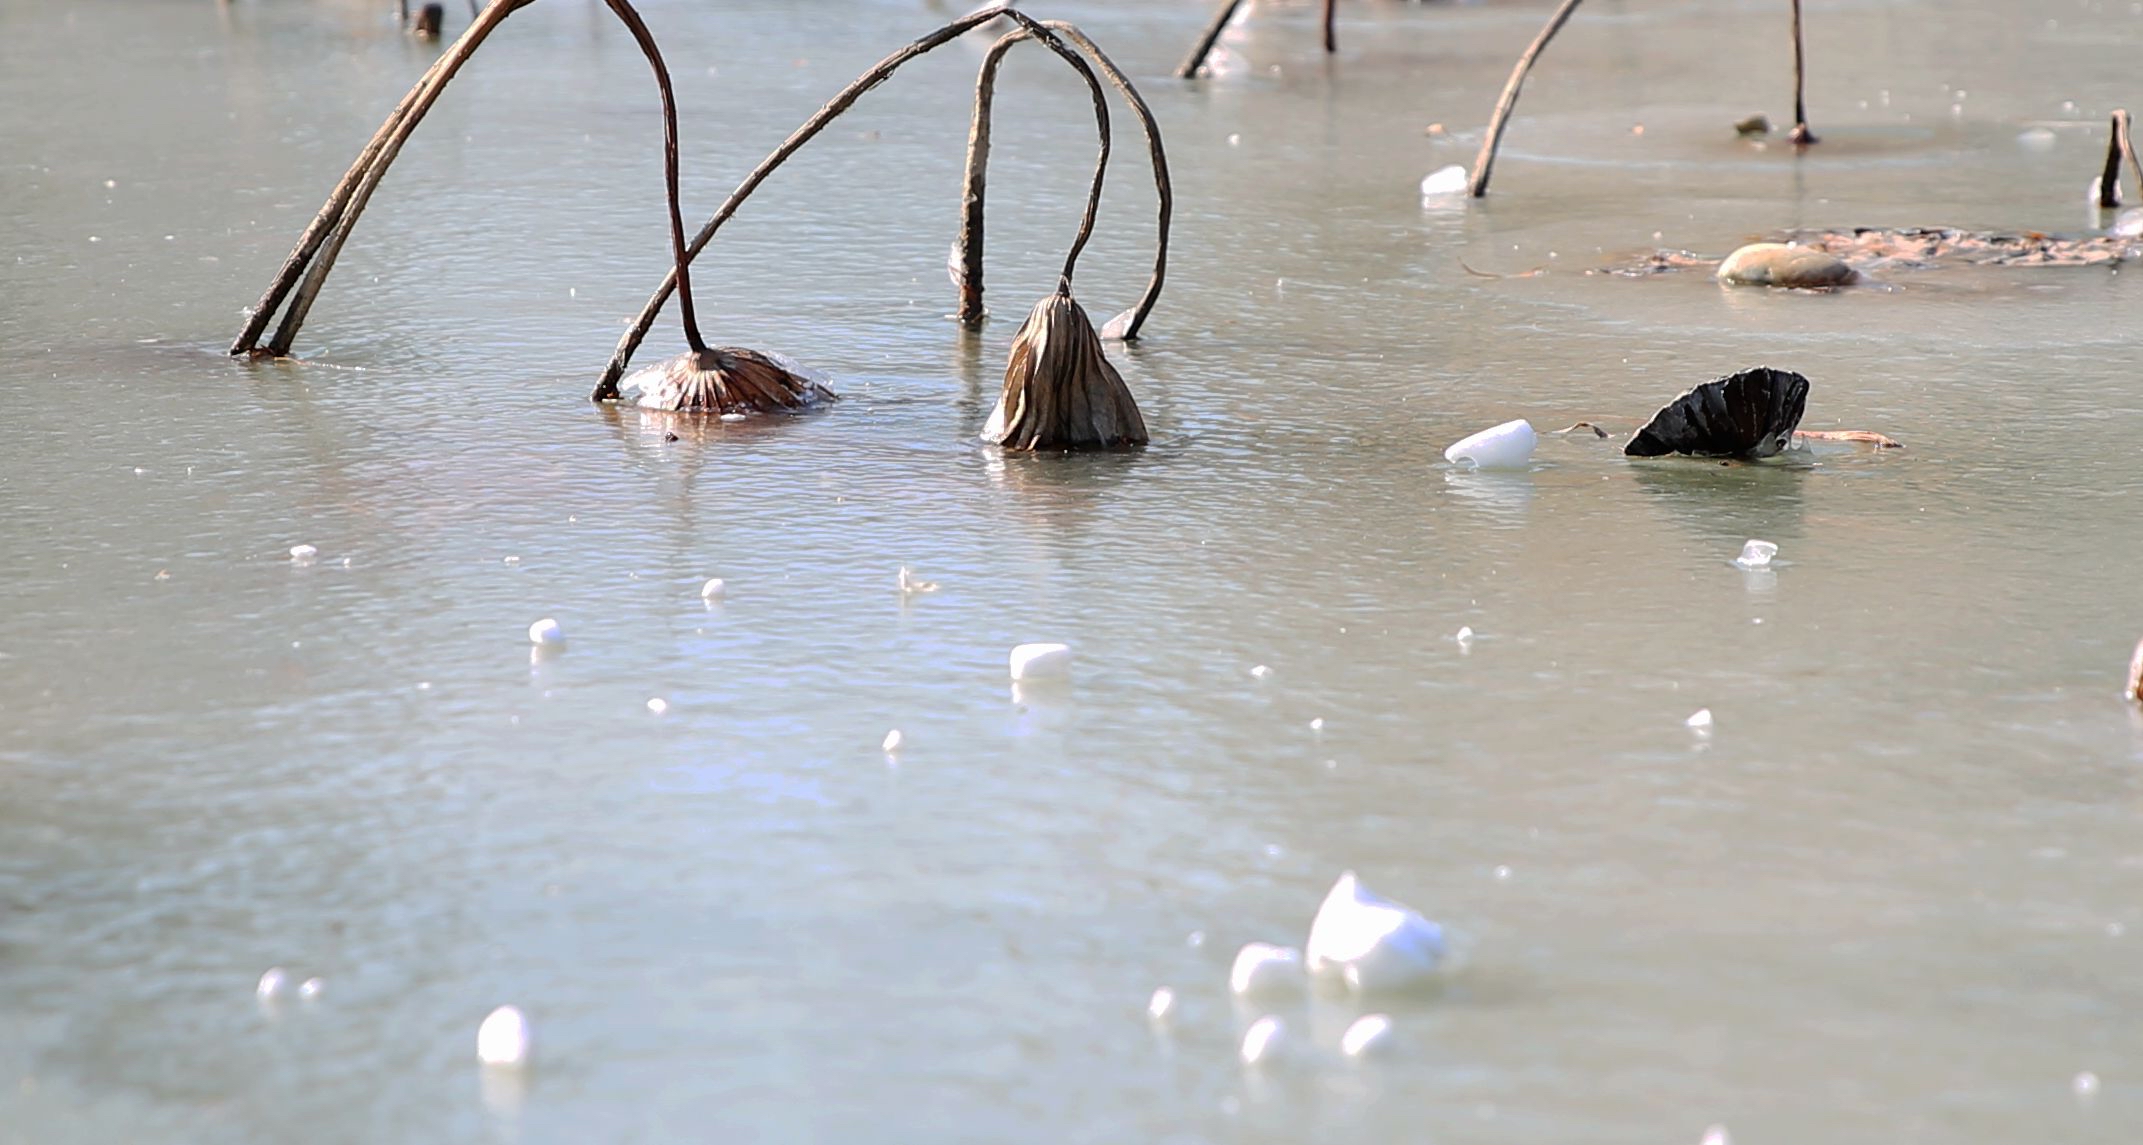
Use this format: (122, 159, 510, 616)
(6, 0, 2143, 1142)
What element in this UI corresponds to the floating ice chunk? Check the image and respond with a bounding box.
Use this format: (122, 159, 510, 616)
(881, 728, 903, 754)
(1305, 871, 1446, 992)
(1419, 164, 1469, 196)
(1146, 986, 1176, 1022)
(897, 566, 938, 594)
(257, 968, 288, 998)
(2113, 208, 2143, 239)
(477, 1005, 532, 1067)
(1340, 1013, 1396, 1058)
(297, 977, 323, 999)
(1686, 708, 1714, 730)
(1238, 1015, 1287, 1065)
(646, 697, 669, 715)
(289, 544, 318, 564)
(1444, 419, 1537, 470)
(1309, 718, 1325, 731)
(1733, 540, 1778, 570)
(1700, 1126, 1732, 1145)
(2017, 126, 2058, 150)
(700, 578, 726, 601)
(1250, 664, 1273, 680)
(2075, 1071, 2101, 1097)
(1229, 942, 1305, 997)
(1009, 643, 1072, 681)
(527, 618, 565, 648)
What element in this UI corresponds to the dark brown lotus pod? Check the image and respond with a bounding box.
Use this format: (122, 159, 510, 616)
(983, 290, 1147, 450)
(1624, 367, 1809, 459)
(615, 347, 833, 414)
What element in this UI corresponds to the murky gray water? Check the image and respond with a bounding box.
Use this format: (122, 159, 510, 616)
(7, 0, 2143, 1140)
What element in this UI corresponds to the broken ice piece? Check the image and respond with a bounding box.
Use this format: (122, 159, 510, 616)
(1340, 1013, 1396, 1058)
(527, 618, 565, 648)
(1228, 942, 1305, 997)
(700, 577, 726, 601)
(1686, 708, 1714, 730)
(1732, 540, 1778, 570)
(1146, 986, 1176, 1022)
(1238, 1015, 1287, 1065)
(477, 1005, 532, 1067)
(1008, 643, 1072, 681)
(256, 967, 288, 998)
(897, 566, 938, 595)
(289, 544, 318, 564)
(881, 728, 903, 754)
(1419, 164, 1469, 196)
(1444, 419, 1536, 470)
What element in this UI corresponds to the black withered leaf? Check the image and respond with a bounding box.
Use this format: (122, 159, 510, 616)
(1624, 367, 1810, 459)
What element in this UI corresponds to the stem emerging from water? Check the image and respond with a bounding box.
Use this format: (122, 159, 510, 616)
(1468, 0, 1585, 198)
(2099, 109, 2135, 209)
(1323, 0, 1337, 53)
(1176, 0, 1245, 79)
(599, 0, 708, 356)
(1788, 0, 1817, 145)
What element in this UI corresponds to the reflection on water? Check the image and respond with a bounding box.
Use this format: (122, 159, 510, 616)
(7, 0, 2143, 1142)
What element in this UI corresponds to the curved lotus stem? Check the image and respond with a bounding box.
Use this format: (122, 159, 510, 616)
(1787, 0, 1817, 145)
(1176, 0, 1246, 79)
(2098, 109, 2136, 209)
(1468, 0, 1585, 198)
(1323, 0, 1337, 53)
(592, 5, 1109, 399)
(598, 0, 709, 357)
(955, 20, 1172, 340)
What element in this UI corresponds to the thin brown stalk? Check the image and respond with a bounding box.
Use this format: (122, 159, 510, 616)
(2099, 109, 2134, 209)
(1175, 0, 1245, 79)
(1323, 0, 1337, 53)
(956, 20, 1172, 340)
(593, 5, 1107, 400)
(1787, 0, 1817, 145)
(1468, 0, 1585, 198)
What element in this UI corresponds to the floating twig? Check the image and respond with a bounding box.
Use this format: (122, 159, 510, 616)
(1787, 0, 1817, 145)
(955, 20, 1172, 340)
(592, 6, 1113, 399)
(1468, 0, 1585, 198)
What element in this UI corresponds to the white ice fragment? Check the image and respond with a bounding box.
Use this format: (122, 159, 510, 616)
(1340, 1013, 1396, 1058)
(1227, 133, 1241, 147)
(2075, 1071, 2101, 1097)
(1304, 871, 1447, 992)
(1146, 986, 1176, 1022)
(256, 967, 288, 998)
(2017, 126, 2058, 150)
(477, 1005, 532, 1067)
(897, 566, 938, 594)
(881, 728, 904, 754)
(1700, 1126, 1732, 1145)
(297, 977, 324, 999)
(2113, 208, 2143, 238)
(700, 577, 726, 600)
(646, 697, 669, 715)
(1420, 164, 1469, 196)
(1250, 664, 1273, 680)
(1686, 708, 1714, 730)
(1186, 930, 1206, 948)
(1444, 419, 1537, 470)
(1494, 865, 1512, 880)
(1732, 539, 1778, 570)
(527, 618, 566, 647)
(289, 544, 318, 564)
(1309, 718, 1325, 731)
(1229, 942, 1305, 997)
(1238, 1015, 1287, 1065)
(1009, 642, 1073, 681)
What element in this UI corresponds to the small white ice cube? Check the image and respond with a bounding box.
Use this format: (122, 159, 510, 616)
(1229, 942, 1305, 997)
(1420, 164, 1469, 196)
(1146, 986, 1175, 1022)
(256, 967, 287, 998)
(1733, 540, 1778, 570)
(700, 578, 726, 600)
(881, 729, 903, 753)
(1444, 419, 1537, 470)
(527, 618, 565, 647)
(477, 1005, 532, 1067)
(1686, 708, 1714, 730)
(646, 697, 669, 715)
(1340, 1013, 1395, 1058)
(1008, 643, 1072, 681)
(1238, 1015, 1287, 1065)
(289, 544, 318, 564)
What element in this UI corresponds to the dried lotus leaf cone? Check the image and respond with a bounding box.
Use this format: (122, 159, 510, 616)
(616, 347, 834, 414)
(983, 290, 1148, 451)
(1624, 367, 1809, 460)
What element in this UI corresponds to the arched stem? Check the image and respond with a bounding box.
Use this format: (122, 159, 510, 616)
(1467, 0, 1584, 198)
(599, 0, 708, 356)
(592, 5, 1106, 399)
(1323, 0, 1337, 53)
(1175, 0, 1245, 79)
(957, 21, 1171, 340)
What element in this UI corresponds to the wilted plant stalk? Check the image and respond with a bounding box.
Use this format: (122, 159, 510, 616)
(1468, 0, 1585, 198)
(955, 20, 1172, 340)
(2098, 109, 2137, 209)
(1787, 0, 1817, 145)
(1176, 0, 1246, 78)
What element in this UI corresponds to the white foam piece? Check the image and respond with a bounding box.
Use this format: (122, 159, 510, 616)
(1686, 708, 1714, 730)
(297, 977, 324, 999)
(1700, 1126, 1732, 1145)
(700, 578, 726, 600)
(646, 697, 669, 715)
(1733, 540, 1778, 570)
(527, 618, 565, 647)
(1228, 942, 1305, 997)
(1420, 164, 1469, 196)
(477, 1005, 532, 1067)
(2114, 208, 2143, 238)
(2017, 126, 2058, 150)
(1340, 1013, 1396, 1058)
(289, 544, 318, 564)
(1444, 419, 1537, 470)
(256, 967, 287, 998)
(881, 729, 903, 754)
(1305, 871, 1447, 992)
(1146, 986, 1176, 1022)
(1238, 1015, 1287, 1065)
(1250, 664, 1273, 680)
(1009, 643, 1073, 681)
(2075, 1071, 2101, 1097)
(896, 566, 938, 594)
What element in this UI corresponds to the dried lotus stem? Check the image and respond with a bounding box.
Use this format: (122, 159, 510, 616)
(1176, 0, 1245, 79)
(1468, 0, 1585, 198)
(1787, 0, 1817, 145)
